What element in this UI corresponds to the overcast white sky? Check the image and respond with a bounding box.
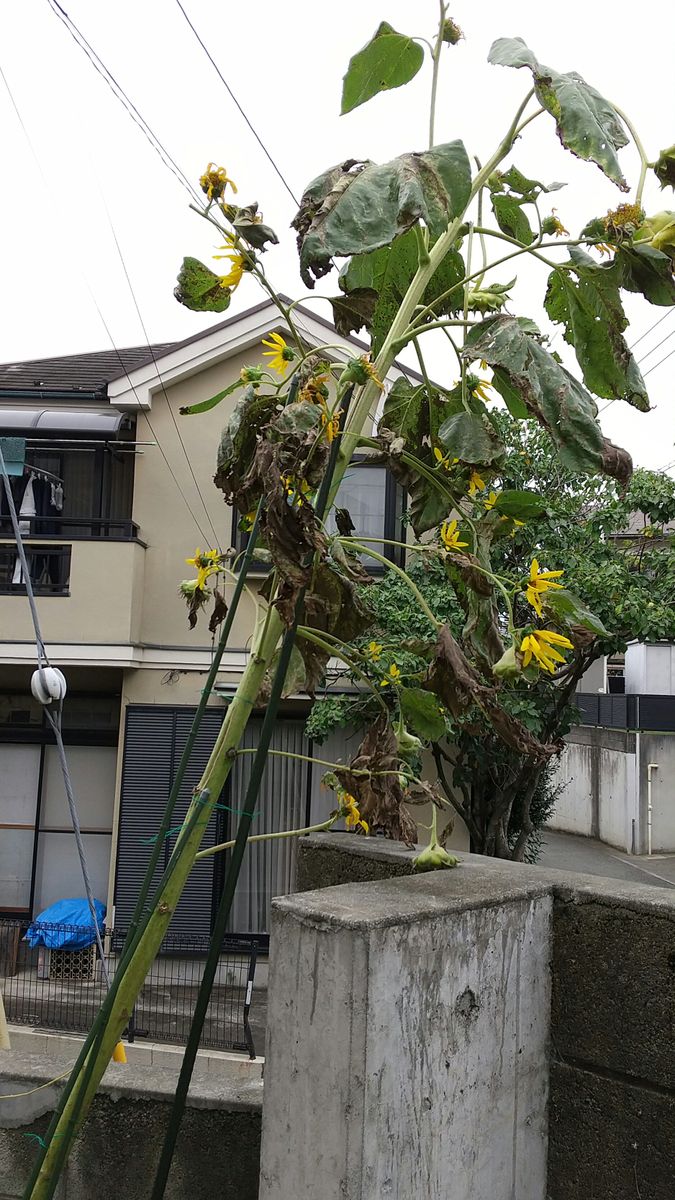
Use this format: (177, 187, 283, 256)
(1, 1, 674, 471)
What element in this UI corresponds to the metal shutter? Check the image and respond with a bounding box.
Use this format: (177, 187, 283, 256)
(114, 705, 222, 939)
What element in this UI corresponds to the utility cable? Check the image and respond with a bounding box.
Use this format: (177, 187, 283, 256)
(100, 197, 221, 547)
(173, 0, 299, 206)
(46, 0, 200, 203)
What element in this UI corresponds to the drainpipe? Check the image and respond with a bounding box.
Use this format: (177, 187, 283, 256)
(647, 763, 659, 856)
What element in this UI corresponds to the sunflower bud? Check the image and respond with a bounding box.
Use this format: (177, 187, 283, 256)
(441, 18, 463, 44)
(413, 843, 459, 872)
(635, 211, 675, 259)
(492, 643, 522, 680)
(396, 727, 423, 757)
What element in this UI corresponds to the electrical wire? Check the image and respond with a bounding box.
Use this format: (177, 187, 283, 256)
(46, 0, 200, 203)
(100, 197, 221, 547)
(643, 344, 675, 378)
(629, 306, 675, 351)
(173, 0, 300, 207)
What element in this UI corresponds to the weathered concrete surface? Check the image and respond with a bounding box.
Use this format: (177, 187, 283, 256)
(294, 835, 675, 1200)
(0, 1052, 262, 1199)
(261, 863, 552, 1200)
(548, 1062, 675, 1200)
(552, 892, 675, 1088)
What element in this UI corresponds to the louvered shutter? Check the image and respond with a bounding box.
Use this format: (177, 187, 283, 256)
(114, 705, 222, 938)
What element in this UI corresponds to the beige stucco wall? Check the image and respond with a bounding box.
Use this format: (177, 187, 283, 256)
(0, 539, 145, 645)
(132, 347, 264, 652)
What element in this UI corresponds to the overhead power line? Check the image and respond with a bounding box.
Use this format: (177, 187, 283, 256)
(173, 0, 300, 207)
(46, 0, 200, 203)
(629, 306, 675, 351)
(100, 195, 221, 547)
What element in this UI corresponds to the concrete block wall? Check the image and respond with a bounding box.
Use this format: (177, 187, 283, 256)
(263, 841, 553, 1200)
(282, 834, 675, 1200)
(549, 727, 637, 851)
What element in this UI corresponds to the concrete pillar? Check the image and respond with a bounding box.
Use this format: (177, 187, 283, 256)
(260, 869, 552, 1200)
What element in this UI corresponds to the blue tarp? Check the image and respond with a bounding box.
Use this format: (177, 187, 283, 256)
(25, 898, 106, 950)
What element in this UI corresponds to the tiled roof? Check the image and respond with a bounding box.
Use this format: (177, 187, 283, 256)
(0, 344, 177, 393)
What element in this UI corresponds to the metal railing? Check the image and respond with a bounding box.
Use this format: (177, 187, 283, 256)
(576, 692, 675, 733)
(0, 516, 140, 540)
(0, 918, 260, 1057)
(0, 544, 71, 594)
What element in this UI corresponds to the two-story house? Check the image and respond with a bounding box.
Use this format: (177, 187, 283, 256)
(0, 298, 427, 942)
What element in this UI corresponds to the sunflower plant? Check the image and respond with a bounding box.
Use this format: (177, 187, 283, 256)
(31, 9, 675, 1196)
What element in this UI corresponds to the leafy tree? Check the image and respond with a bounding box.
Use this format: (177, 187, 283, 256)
(307, 419, 675, 858)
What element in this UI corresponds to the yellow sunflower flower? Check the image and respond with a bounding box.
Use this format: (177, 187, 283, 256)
(342, 793, 369, 834)
(440, 519, 469, 552)
(380, 662, 402, 688)
(199, 163, 238, 202)
(469, 377, 495, 404)
(216, 251, 246, 290)
(433, 446, 459, 470)
(524, 558, 564, 616)
(363, 641, 383, 662)
(262, 331, 295, 376)
(484, 491, 499, 511)
(184, 547, 220, 590)
(468, 470, 486, 497)
(520, 629, 574, 674)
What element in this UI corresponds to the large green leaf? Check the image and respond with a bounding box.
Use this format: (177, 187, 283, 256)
(174, 258, 232, 313)
(213, 387, 278, 509)
(491, 194, 534, 245)
(341, 22, 424, 114)
(499, 165, 565, 199)
(462, 316, 632, 484)
(438, 411, 504, 464)
(488, 38, 629, 191)
(490, 367, 529, 419)
(543, 588, 608, 637)
(179, 378, 243, 416)
(544, 250, 649, 410)
(339, 229, 465, 353)
(293, 142, 472, 286)
(494, 489, 548, 519)
(379, 378, 455, 534)
(617, 244, 675, 307)
(329, 288, 379, 338)
(399, 686, 446, 741)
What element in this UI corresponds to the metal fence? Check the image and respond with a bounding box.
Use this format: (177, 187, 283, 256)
(0, 918, 260, 1057)
(576, 692, 675, 732)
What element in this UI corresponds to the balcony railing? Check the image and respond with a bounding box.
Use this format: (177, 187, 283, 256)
(0, 516, 139, 540)
(0, 544, 71, 595)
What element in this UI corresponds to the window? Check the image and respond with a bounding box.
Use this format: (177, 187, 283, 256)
(232, 459, 405, 573)
(0, 437, 136, 540)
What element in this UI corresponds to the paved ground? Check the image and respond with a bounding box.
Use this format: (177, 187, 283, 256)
(536, 827, 675, 890)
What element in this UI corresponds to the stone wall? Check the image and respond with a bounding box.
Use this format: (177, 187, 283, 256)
(286, 834, 675, 1200)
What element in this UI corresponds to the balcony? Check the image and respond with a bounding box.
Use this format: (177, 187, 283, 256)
(0, 535, 145, 647)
